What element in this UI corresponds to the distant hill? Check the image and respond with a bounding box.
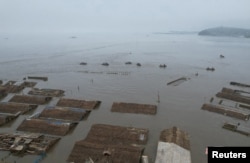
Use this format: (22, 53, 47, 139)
(198, 27, 250, 38)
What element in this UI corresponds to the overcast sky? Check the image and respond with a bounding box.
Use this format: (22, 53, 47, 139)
(0, 0, 250, 33)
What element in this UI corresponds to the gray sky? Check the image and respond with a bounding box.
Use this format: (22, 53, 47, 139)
(0, 0, 250, 33)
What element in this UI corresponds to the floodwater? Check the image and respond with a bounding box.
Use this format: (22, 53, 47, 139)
(0, 32, 250, 163)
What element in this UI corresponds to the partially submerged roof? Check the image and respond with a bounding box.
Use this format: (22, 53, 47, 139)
(216, 87, 250, 105)
(0, 102, 37, 115)
(9, 95, 52, 105)
(223, 122, 250, 136)
(85, 124, 148, 145)
(38, 106, 89, 122)
(0, 88, 7, 99)
(28, 88, 64, 97)
(159, 127, 190, 150)
(0, 133, 59, 155)
(155, 127, 191, 163)
(17, 119, 76, 136)
(202, 103, 249, 120)
(67, 124, 148, 163)
(111, 102, 157, 115)
(155, 142, 191, 163)
(27, 76, 48, 81)
(0, 114, 18, 126)
(0, 115, 7, 126)
(68, 141, 144, 163)
(0, 81, 25, 93)
(22, 81, 37, 87)
(56, 98, 101, 110)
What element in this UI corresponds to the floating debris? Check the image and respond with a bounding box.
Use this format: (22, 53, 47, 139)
(67, 124, 148, 163)
(159, 64, 167, 68)
(9, 95, 52, 105)
(230, 81, 250, 88)
(101, 62, 109, 66)
(201, 103, 249, 120)
(111, 102, 157, 115)
(167, 77, 188, 86)
(28, 88, 65, 97)
(216, 87, 250, 105)
(222, 122, 250, 136)
(155, 127, 191, 163)
(27, 76, 48, 81)
(0, 133, 60, 155)
(56, 98, 101, 110)
(206, 67, 215, 71)
(17, 118, 77, 136)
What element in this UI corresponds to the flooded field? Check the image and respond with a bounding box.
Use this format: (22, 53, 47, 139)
(0, 33, 250, 163)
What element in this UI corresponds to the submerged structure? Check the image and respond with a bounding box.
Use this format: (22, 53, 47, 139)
(0, 133, 59, 155)
(223, 122, 250, 136)
(17, 118, 77, 136)
(202, 103, 250, 120)
(38, 106, 90, 122)
(9, 95, 52, 105)
(27, 76, 48, 81)
(67, 124, 149, 163)
(56, 98, 101, 110)
(0, 88, 7, 99)
(216, 87, 250, 105)
(0, 102, 37, 126)
(0, 102, 37, 115)
(167, 77, 188, 86)
(111, 102, 157, 115)
(28, 88, 65, 97)
(155, 127, 191, 163)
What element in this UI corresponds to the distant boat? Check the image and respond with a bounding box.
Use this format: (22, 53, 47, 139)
(159, 64, 167, 68)
(136, 63, 141, 67)
(220, 54, 225, 58)
(102, 62, 109, 66)
(80, 62, 87, 65)
(125, 61, 132, 65)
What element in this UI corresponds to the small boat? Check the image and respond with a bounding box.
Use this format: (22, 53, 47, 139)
(136, 63, 141, 67)
(102, 62, 109, 66)
(80, 62, 87, 65)
(125, 61, 132, 65)
(206, 67, 215, 71)
(159, 64, 167, 68)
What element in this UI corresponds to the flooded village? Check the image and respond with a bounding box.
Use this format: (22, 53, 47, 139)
(1, 0, 250, 162)
(1, 58, 250, 163)
(0, 33, 250, 163)
(0, 71, 200, 163)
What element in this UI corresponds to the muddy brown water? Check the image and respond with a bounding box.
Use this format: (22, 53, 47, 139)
(0, 33, 250, 163)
